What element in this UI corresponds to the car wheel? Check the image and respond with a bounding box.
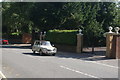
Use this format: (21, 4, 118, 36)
(52, 53, 56, 56)
(33, 51, 36, 54)
(39, 49, 43, 56)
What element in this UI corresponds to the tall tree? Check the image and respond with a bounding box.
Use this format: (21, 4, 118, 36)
(2, 2, 34, 34)
(113, 2, 120, 27)
(96, 2, 117, 31)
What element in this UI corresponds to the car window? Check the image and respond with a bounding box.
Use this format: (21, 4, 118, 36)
(41, 41, 51, 46)
(35, 41, 40, 45)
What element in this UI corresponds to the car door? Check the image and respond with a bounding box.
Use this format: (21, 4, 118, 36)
(36, 41, 41, 52)
(33, 41, 38, 51)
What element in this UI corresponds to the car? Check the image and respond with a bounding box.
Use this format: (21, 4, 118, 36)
(0, 39, 9, 45)
(32, 40, 57, 56)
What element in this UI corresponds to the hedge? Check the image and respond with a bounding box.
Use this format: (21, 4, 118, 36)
(45, 30, 78, 45)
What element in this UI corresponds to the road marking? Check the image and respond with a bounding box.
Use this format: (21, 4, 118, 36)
(0, 71, 6, 78)
(60, 65, 103, 80)
(64, 58, 119, 69)
(83, 60, 119, 69)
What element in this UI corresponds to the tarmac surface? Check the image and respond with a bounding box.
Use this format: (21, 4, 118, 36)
(0, 44, 119, 79)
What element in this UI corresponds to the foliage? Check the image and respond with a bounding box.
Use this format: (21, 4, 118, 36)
(113, 2, 120, 27)
(2, 2, 33, 34)
(2, 2, 119, 47)
(96, 2, 117, 31)
(83, 19, 105, 47)
(45, 30, 77, 45)
(11, 32, 21, 35)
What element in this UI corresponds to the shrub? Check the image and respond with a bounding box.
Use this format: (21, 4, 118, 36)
(45, 30, 78, 45)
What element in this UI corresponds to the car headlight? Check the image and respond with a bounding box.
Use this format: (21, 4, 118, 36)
(53, 48, 57, 51)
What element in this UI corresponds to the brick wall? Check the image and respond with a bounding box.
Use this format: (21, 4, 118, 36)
(22, 33, 32, 43)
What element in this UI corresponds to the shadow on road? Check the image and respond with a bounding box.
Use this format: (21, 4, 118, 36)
(22, 53, 50, 56)
(55, 51, 112, 61)
(23, 53, 40, 56)
(2, 45, 112, 61)
(22, 51, 112, 61)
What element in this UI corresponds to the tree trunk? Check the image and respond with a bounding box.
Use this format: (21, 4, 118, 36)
(92, 45, 94, 54)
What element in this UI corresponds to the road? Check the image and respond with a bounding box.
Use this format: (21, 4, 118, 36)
(0, 45, 119, 79)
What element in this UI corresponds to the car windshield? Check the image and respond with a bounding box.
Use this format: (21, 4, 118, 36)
(35, 41, 40, 45)
(41, 41, 51, 46)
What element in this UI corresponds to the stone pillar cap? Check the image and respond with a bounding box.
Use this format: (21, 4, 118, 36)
(77, 33, 83, 35)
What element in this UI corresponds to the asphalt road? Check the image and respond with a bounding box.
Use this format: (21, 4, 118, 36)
(1, 45, 119, 79)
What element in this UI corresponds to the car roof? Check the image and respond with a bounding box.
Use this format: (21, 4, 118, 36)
(35, 40, 50, 42)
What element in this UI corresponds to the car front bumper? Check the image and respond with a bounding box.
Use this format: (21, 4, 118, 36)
(42, 50, 57, 54)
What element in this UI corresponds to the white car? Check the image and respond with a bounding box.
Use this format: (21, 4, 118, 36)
(32, 40, 57, 56)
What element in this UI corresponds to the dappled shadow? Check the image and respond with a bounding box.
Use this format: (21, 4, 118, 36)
(55, 51, 113, 61)
(79, 55, 112, 61)
(22, 51, 114, 61)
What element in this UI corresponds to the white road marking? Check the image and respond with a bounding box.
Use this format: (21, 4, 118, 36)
(83, 60, 119, 69)
(61, 58, 119, 69)
(0, 71, 6, 78)
(60, 65, 103, 79)
(24, 53, 119, 69)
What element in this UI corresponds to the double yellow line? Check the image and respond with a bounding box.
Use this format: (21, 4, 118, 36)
(0, 71, 6, 79)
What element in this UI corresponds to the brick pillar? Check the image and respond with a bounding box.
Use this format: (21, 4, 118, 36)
(76, 34, 83, 53)
(112, 35, 120, 59)
(106, 33, 114, 58)
(116, 35, 120, 59)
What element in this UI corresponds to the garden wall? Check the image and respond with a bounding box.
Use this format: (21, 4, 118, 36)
(54, 44, 76, 52)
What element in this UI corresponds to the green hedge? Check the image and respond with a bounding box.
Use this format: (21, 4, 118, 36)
(45, 30, 78, 45)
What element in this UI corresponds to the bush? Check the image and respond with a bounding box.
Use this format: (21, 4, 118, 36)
(11, 32, 20, 36)
(45, 30, 78, 45)
(45, 29, 106, 47)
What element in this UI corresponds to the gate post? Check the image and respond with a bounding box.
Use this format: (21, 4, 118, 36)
(106, 33, 114, 58)
(112, 27, 120, 59)
(76, 29, 83, 53)
(105, 26, 120, 59)
(112, 34, 120, 59)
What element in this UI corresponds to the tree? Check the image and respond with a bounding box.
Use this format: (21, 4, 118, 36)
(2, 2, 118, 47)
(2, 2, 34, 34)
(96, 2, 117, 31)
(29, 2, 66, 31)
(113, 2, 120, 27)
